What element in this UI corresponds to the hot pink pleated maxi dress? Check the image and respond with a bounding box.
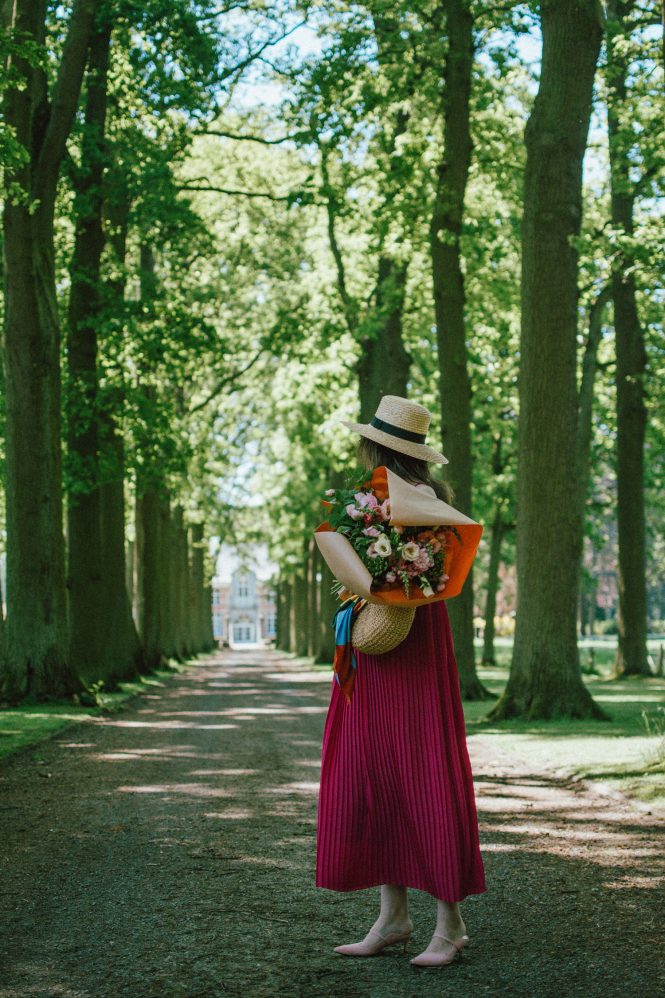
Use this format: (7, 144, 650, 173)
(315, 598, 487, 903)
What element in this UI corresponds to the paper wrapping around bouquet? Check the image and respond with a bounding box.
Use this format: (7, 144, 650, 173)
(314, 466, 483, 607)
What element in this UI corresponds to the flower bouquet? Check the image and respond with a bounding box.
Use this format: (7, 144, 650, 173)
(314, 465, 483, 607)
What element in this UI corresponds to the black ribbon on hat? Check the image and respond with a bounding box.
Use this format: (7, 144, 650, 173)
(370, 416, 427, 445)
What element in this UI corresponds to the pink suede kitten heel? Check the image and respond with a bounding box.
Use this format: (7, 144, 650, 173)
(334, 926, 413, 957)
(409, 932, 470, 967)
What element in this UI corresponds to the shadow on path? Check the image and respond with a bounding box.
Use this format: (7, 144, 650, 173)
(0, 649, 663, 997)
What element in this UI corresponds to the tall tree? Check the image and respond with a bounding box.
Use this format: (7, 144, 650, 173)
(606, 0, 650, 676)
(66, 13, 117, 684)
(2, 0, 99, 700)
(430, 0, 490, 698)
(489, 0, 607, 720)
(357, 9, 413, 419)
(97, 177, 144, 682)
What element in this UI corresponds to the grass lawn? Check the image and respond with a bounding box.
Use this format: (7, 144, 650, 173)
(0, 660, 193, 760)
(311, 636, 665, 813)
(468, 667, 665, 812)
(466, 636, 665, 813)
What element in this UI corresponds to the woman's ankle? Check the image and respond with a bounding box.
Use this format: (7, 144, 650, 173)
(434, 916, 466, 939)
(378, 885, 410, 929)
(372, 914, 413, 935)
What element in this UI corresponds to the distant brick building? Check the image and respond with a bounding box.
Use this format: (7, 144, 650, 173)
(211, 543, 277, 649)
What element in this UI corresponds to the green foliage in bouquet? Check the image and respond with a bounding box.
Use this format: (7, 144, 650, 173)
(322, 470, 452, 598)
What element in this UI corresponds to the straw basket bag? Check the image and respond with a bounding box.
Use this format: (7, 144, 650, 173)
(351, 602, 416, 655)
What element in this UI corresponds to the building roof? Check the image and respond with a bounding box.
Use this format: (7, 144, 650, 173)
(212, 541, 277, 585)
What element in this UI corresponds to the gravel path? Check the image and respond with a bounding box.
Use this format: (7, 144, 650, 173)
(1, 649, 663, 998)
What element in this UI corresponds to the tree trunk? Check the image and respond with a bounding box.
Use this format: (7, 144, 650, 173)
(0, 571, 4, 656)
(275, 578, 287, 651)
(287, 577, 297, 654)
(97, 174, 143, 681)
(482, 506, 506, 665)
(202, 581, 215, 649)
(574, 287, 610, 647)
(1, 0, 99, 700)
(606, 0, 650, 677)
(306, 537, 320, 658)
(160, 494, 178, 661)
(279, 573, 293, 651)
(488, 0, 607, 720)
(184, 520, 198, 656)
(429, 0, 490, 700)
(126, 537, 135, 617)
(358, 257, 411, 420)
(577, 288, 611, 501)
(173, 505, 191, 659)
(316, 559, 337, 664)
(189, 523, 206, 652)
(98, 433, 144, 683)
(66, 19, 111, 685)
(136, 485, 164, 671)
(293, 560, 309, 657)
(481, 432, 512, 667)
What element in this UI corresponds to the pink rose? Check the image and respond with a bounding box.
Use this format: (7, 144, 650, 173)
(376, 499, 391, 520)
(355, 491, 378, 509)
(362, 526, 380, 537)
(345, 504, 364, 520)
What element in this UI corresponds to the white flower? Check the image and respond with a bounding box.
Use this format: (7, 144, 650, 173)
(374, 534, 392, 557)
(401, 541, 421, 561)
(420, 578, 435, 597)
(325, 489, 336, 496)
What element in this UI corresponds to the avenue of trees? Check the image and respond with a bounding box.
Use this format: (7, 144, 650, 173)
(0, 1, 662, 718)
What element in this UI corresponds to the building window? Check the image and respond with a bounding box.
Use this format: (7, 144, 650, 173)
(265, 613, 277, 637)
(236, 573, 250, 599)
(233, 618, 255, 644)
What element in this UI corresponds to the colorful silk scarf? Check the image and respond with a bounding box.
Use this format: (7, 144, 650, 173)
(331, 595, 366, 704)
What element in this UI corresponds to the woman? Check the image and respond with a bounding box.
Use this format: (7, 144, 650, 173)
(315, 395, 487, 968)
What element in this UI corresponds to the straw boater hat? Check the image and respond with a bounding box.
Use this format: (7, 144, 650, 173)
(341, 394, 449, 465)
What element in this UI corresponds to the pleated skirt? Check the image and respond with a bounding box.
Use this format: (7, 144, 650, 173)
(315, 598, 487, 903)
